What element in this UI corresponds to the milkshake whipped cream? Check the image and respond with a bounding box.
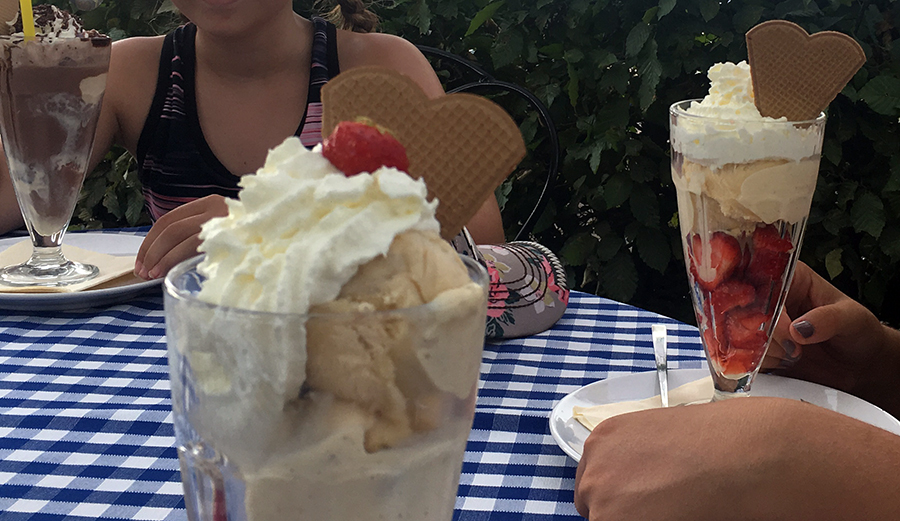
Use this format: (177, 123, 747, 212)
(670, 61, 825, 388)
(165, 136, 488, 520)
(0, 4, 110, 241)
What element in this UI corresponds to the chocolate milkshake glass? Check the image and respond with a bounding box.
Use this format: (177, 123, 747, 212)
(669, 99, 826, 400)
(0, 33, 111, 287)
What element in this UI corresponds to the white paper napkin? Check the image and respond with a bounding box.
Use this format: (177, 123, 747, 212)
(572, 376, 714, 430)
(0, 239, 137, 293)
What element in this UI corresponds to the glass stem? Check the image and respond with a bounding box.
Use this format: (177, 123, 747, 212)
(710, 373, 753, 401)
(26, 246, 69, 269)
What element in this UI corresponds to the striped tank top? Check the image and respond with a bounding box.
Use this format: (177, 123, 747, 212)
(136, 17, 340, 221)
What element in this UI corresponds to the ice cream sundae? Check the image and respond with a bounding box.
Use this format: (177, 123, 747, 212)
(670, 20, 864, 397)
(166, 123, 489, 520)
(671, 61, 824, 380)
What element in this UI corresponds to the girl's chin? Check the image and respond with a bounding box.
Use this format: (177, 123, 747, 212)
(196, 0, 241, 8)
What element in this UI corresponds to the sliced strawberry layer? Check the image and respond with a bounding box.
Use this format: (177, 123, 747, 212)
(688, 232, 742, 290)
(719, 348, 760, 376)
(689, 223, 799, 376)
(702, 328, 721, 362)
(747, 249, 790, 287)
(752, 224, 794, 253)
(710, 281, 755, 314)
(725, 308, 769, 351)
(747, 225, 793, 287)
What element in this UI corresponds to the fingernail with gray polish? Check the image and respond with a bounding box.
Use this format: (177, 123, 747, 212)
(793, 320, 814, 339)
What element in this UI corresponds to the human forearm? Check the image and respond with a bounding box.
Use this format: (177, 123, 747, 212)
(0, 157, 23, 234)
(466, 196, 505, 245)
(852, 324, 900, 418)
(575, 397, 900, 521)
(758, 398, 900, 521)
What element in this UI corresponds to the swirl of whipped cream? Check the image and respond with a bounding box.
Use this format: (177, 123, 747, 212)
(671, 61, 823, 168)
(8, 4, 84, 40)
(196, 137, 440, 314)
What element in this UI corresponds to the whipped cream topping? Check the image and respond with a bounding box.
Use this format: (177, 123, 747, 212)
(196, 137, 441, 314)
(684, 62, 760, 120)
(9, 4, 84, 40)
(671, 61, 823, 167)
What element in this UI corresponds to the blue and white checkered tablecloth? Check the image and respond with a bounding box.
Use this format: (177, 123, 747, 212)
(0, 248, 706, 520)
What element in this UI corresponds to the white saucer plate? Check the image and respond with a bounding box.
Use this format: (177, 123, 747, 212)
(550, 368, 900, 462)
(0, 232, 160, 312)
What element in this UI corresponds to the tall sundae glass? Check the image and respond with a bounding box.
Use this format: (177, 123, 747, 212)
(669, 64, 826, 400)
(0, 10, 111, 287)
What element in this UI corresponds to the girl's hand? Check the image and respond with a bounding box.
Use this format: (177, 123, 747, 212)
(135, 195, 228, 280)
(763, 262, 899, 415)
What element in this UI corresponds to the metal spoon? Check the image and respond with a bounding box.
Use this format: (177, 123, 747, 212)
(651, 324, 669, 408)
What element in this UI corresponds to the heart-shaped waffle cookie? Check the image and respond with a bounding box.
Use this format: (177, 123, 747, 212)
(746, 20, 865, 121)
(322, 67, 526, 240)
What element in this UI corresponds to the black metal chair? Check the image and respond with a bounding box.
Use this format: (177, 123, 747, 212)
(416, 45, 560, 242)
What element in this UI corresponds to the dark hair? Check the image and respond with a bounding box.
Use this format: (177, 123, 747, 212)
(321, 0, 379, 33)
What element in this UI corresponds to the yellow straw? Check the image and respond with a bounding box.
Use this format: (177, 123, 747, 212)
(18, 0, 34, 42)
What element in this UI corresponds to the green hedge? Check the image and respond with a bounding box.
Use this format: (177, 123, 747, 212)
(60, 0, 900, 325)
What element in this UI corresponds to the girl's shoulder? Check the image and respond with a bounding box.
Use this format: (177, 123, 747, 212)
(107, 35, 167, 153)
(110, 34, 167, 71)
(335, 30, 442, 98)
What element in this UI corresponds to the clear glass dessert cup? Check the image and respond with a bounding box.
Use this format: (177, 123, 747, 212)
(164, 255, 489, 521)
(0, 35, 111, 287)
(669, 100, 826, 400)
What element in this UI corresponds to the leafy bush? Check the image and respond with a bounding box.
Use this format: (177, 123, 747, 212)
(69, 0, 900, 325)
(353, 0, 900, 326)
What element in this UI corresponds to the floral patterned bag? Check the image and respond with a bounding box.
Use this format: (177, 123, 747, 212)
(451, 229, 569, 339)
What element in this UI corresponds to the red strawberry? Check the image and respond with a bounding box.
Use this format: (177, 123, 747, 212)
(688, 232, 742, 290)
(322, 120, 410, 176)
(752, 224, 794, 253)
(747, 225, 793, 287)
(738, 232, 752, 275)
(755, 281, 780, 315)
(710, 280, 756, 314)
(721, 348, 759, 376)
(725, 308, 769, 352)
(747, 249, 791, 287)
(214, 488, 228, 521)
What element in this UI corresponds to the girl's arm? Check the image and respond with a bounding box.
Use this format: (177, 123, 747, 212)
(0, 162, 23, 234)
(575, 397, 900, 521)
